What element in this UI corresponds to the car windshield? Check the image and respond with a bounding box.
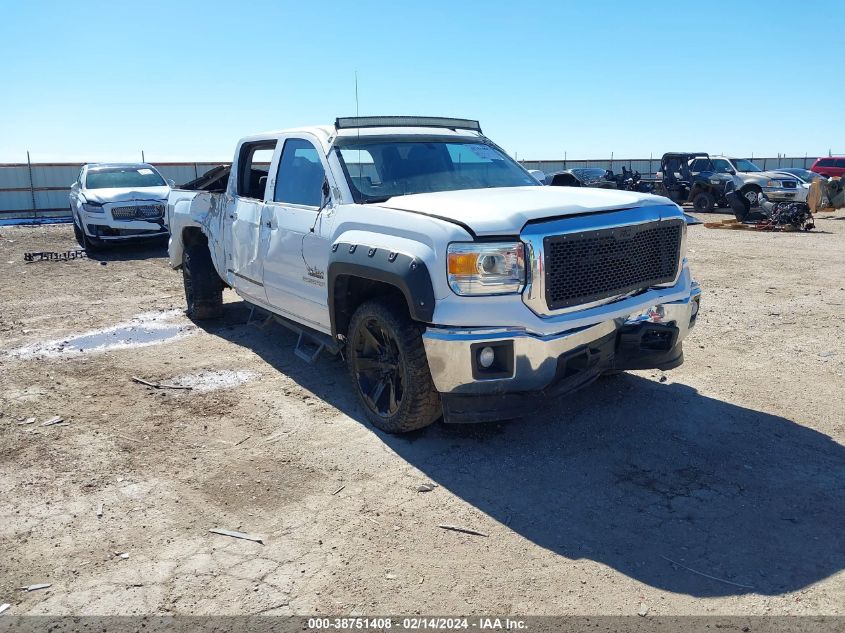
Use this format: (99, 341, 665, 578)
(733, 159, 762, 172)
(86, 166, 165, 189)
(779, 169, 811, 182)
(335, 137, 538, 203)
(571, 168, 607, 180)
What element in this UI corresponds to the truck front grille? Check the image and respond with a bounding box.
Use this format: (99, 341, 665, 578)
(782, 181, 797, 189)
(111, 204, 164, 221)
(543, 220, 683, 310)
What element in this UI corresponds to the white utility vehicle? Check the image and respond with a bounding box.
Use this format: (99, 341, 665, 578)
(168, 117, 701, 432)
(70, 163, 171, 250)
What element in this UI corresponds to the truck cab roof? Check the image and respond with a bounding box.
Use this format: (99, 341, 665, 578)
(240, 117, 486, 152)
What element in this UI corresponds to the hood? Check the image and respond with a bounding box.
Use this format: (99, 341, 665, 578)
(374, 186, 671, 235)
(82, 186, 170, 204)
(740, 170, 797, 182)
(761, 171, 799, 182)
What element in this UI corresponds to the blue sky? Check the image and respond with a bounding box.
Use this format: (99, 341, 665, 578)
(1, 0, 842, 163)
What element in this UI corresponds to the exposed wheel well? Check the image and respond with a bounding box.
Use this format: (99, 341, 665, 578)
(182, 226, 208, 249)
(332, 276, 409, 338)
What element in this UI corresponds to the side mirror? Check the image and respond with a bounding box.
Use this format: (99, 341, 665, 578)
(167, 179, 176, 188)
(727, 169, 736, 175)
(528, 169, 546, 184)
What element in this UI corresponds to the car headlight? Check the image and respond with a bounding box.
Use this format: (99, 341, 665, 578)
(709, 178, 722, 185)
(447, 242, 525, 295)
(765, 180, 780, 188)
(82, 200, 104, 213)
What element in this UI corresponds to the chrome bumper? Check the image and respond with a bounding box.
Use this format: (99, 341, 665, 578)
(762, 187, 798, 201)
(423, 282, 701, 394)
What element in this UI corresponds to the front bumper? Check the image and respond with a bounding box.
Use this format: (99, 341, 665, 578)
(80, 201, 168, 240)
(762, 187, 799, 201)
(423, 282, 701, 422)
(82, 214, 168, 241)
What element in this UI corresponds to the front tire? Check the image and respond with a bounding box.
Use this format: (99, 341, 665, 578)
(692, 192, 715, 212)
(346, 298, 441, 433)
(182, 244, 223, 320)
(72, 210, 84, 246)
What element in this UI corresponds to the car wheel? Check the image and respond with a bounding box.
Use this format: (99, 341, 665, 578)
(731, 196, 751, 222)
(182, 244, 223, 320)
(78, 222, 104, 252)
(72, 209, 85, 247)
(692, 192, 715, 212)
(742, 187, 761, 208)
(347, 298, 441, 433)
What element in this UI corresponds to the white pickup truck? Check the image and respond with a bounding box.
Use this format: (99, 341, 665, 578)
(168, 116, 701, 433)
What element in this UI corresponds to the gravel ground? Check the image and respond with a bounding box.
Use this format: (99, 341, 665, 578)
(0, 212, 843, 616)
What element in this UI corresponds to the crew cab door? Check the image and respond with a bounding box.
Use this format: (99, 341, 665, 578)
(260, 136, 333, 333)
(225, 140, 276, 302)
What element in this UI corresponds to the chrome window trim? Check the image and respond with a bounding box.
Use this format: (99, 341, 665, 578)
(520, 204, 686, 317)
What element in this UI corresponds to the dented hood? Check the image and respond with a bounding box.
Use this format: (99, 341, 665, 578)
(82, 186, 170, 204)
(375, 186, 672, 235)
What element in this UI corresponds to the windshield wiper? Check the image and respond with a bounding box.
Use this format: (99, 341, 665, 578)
(362, 196, 393, 204)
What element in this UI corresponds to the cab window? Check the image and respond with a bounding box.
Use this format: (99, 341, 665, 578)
(237, 141, 277, 199)
(274, 139, 326, 207)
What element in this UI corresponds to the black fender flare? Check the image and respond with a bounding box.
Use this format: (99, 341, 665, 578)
(327, 242, 436, 338)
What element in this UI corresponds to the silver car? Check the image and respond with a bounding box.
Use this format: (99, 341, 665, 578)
(69, 163, 171, 250)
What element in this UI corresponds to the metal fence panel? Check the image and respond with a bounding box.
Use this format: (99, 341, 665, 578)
(0, 157, 830, 217)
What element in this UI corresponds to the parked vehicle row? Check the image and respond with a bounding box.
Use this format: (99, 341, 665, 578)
(544, 153, 839, 212)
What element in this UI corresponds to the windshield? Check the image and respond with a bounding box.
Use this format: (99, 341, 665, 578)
(86, 166, 166, 189)
(781, 168, 819, 182)
(733, 159, 762, 172)
(335, 138, 538, 203)
(571, 168, 607, 180)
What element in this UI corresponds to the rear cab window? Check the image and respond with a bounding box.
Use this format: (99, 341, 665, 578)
(237, 141, 277, 199)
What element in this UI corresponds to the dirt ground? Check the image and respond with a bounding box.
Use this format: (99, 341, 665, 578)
(1, 212, 843, 617)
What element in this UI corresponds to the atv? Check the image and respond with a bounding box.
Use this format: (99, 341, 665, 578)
(652, 152, 735, 212)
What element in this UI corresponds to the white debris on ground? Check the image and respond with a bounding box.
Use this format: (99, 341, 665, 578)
(168, 369, 257, 393)
(5, 310, 196, 360)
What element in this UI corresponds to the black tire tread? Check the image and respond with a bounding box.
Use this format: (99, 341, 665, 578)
(183, 243, 223, 320)
(692, 191, 715, 212)
(346, 297, 441, 433)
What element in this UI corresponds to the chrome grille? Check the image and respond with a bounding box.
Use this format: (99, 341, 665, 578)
(543, 220, 683, 310)
(111, 204, 164, 221)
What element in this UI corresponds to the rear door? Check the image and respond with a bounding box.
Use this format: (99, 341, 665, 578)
(225, 140, 276, 302)
(260, 135, 333, 332)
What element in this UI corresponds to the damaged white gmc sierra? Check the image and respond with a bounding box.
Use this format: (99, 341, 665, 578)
(167, 116, 701, 432)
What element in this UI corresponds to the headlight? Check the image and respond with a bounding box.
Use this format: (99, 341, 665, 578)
(765, 180, 780, 188)
(709, 178, 721, 185)
(447, 242, 525, 295)
(82, 200, 104, 213)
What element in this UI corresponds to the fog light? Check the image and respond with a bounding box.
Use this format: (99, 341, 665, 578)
(478, 346, 496, 368)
